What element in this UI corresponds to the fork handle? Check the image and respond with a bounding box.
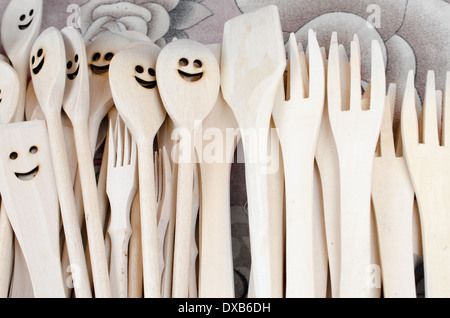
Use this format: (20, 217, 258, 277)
(109, 227, 132, 298)
(338, 157, 377, 298)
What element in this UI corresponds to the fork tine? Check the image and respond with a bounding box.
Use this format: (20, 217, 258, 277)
(327, 32, 342, 113)
(115, 116, 124, 168)
(307, 29, 325, 101)
(421, 70, 440, 146)
(338, 44, 350, 110)
(286, 33, 305, 101)
(108, 119, 116, 169)
(349, 36, 362, 111)
(370, 40, 386, 113)
(401, 71, 420, 147)
(379, 95, 396, 158)
(123, 124, 131, 166)
(443, 72, 450, 147)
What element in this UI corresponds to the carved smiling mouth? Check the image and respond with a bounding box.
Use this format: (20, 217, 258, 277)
(32, 57, 45, 75)
(90, 64, 109, 75)
(18, 18, 33, 30)
(178, 70, 203, 82)
(135, 76, 157, 89)
(15, 165, 39, 181)
(68, 65, 80, 80)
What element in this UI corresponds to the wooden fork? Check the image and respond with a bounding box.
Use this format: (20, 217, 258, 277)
(372, 84, 416, 298)
(272, 30, 325, 297)
(106, 116, 138, 298)
(401, 70, 450, 297)
(327, 35, 386, 298)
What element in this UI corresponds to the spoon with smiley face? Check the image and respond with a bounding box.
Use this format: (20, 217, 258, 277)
(61, 26, 112, 298)
(0, 120, 66, 298)
(156, 39, 220, 298)
(109, 41, 166, 298)
(86, 32, 150, 156)
(1, 0, 43, 122)
(30, 27, 92, 298)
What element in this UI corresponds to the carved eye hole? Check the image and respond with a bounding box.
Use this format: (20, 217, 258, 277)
(193, 60, 203, 68)
(37, 49, 43, 58)
(29, 146, 38, 154)
(20, 14, 26, 21)
(92, 53, 101, 62)
(67, 61, 73, 69)
(74, 54, 79, 63)
(148, 68, 156, 77)
(104, 52, 114, 61)
(135, 65, 144, 74)
(179, 58, 189, 67)
(29, 9, 34, 16)
(9, 152, 18, 160)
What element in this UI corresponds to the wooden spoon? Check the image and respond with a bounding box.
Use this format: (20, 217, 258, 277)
(0, 120, 65, 297)
(1, 0, 42, 122)
(156, 39, 220, 298)
(221, 5, 286, 298)
(30, 27, 92, 298)
(61, 26, 111, 298)
(109, 41, 166, 298)
(196, 43, 239, 298)
(0, 60, 20, 297)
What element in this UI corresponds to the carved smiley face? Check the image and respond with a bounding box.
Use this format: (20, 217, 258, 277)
(178, 58, 204, 82)
(18, 9, 34, 30)
(89, 51, 114, 75)
(30, 48, 45, 75)
(134, 65, 157, 89)
(9, 145, 40, 181)
(67, 54, 80, 81)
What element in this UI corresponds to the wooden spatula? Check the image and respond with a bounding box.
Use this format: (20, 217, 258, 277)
(1, 0, 42, 122)
(156, 38, 220, 298)
(0, 60, 21, 297)
(221, 5, 286, 298)
(109, 41, 166, 298)
(0, 120, 65, 297)
(30, 27, 92, 298)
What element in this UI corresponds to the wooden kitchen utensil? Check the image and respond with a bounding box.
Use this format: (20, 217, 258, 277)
(0, 60, 20, 297)
(156, 39, 220, 298)
(401, 70, 450, 297)
(106, 116, 138, 298)
(30, 27, 92, 298)
(0, 120, 65, 298)
(372, 84, 416, 298)
(272, 30, 325, 297)
(1, 0, 42, 122)
(109, 41, 166, 298)
(61, 27, 111, 298)
(327, 36, 386, 298)
(196, 43, 239, 298)
(221, 5, 286, 298)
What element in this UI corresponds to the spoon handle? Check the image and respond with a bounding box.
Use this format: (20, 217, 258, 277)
(172, 149, 195, 298)
(45, 112, 92, 298)
(73, 124, 111, 298)
(138, 142, 161, 298)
